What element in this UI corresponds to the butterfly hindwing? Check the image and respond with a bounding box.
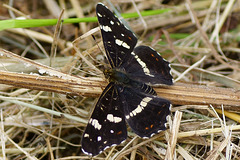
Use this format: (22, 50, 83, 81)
(121, 45, 173, 85)
(96, 3, 137, 68)
(81, 83, 127, 156)
(118, 86, 171, 138)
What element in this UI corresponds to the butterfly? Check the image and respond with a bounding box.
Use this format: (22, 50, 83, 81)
(81, 3, 173, 156)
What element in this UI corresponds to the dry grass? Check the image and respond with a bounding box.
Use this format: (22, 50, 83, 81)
(0, 0, 240, 159)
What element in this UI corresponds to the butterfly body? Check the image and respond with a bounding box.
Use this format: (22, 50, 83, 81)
(104, 68, 130, 85)
(81, 3, 173, 156)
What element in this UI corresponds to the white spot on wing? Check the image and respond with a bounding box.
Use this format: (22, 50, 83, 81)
(131, 52, 154, 77)
(115, 39, 122, 46)
(115, 39, 130, 49)
(122, 42, 130, 49)
(89, 118, 102, 130)
(97, 136, 102, 141)
(97, 13, 102, 17)
(125, 97, 152, 118)
(84, 133, 89, 138)
(102, 25, 112, 32)
(110, 20, 114, 25)
(107, 114, 122, 123)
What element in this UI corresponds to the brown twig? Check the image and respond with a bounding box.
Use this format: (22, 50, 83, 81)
(0, 70, 239, 108)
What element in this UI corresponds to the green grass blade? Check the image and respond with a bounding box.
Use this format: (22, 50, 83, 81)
(0, 8, 171, 31)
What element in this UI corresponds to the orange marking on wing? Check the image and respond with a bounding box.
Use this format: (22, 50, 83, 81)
(150, 124, 154, 128)
(145, 127, 149, 130)
(117, 131, 122, 135)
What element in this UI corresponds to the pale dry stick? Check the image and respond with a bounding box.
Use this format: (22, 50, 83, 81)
(201, 0, 218, 29)
(0, 147, 65, 154)
(171, 105, 209, 112)
(176, 145, 196, 160)
(210, 120, 214, 151)
(115, 134, 163, 160)
(170, 67, 189, 82)
(207, 63, 230, 72)
(0, 109, 6, 160)
(106, 146, 116, 160)
(205, 129, 231, 160)
(130, 0, 148, 39)
(174, 20, 215, 48)
(46, 137, 54, 160)
(174, 55, 206, 82)
(210, 0, 227, 60)
(70, 0, 93, 51)
(209, 104, 233, 160)
(7, 0, 15, 19)
(74, 27, 100, 41)
(132, 7, 209, 33)
(130, 139, 138, 160)
(162, 29, 185, 64)
(172, 63, 240, 89)
(151, 143, 166, 159)
(223, 47, 240, 54)
(0, 95, 33, 101)
(209, 104, 224, 127)
(177, 125, 240, 138)
(185, 0, 240, 71)
(50, 9, 65, 66)
(112, 136, 138, 160)
(43, 0, 62, 18)
(0, 96, 87, 124)
(165, 111, 182, 160)
(3, 4, 30, 18)
(210, 0, 236, 42)
(225, 128, 233, 160)
(59, 0, 69, 19)
(7, 28, 73, 48)
(70, 0, 87, 33)
(55, 108, 63, 158)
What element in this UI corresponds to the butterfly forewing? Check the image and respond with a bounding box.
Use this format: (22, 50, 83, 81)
(81, 83, 127, 156)
(96, 3, 137, 68)
(122, 46, 173, 85)
(118, 86, 171, 137)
